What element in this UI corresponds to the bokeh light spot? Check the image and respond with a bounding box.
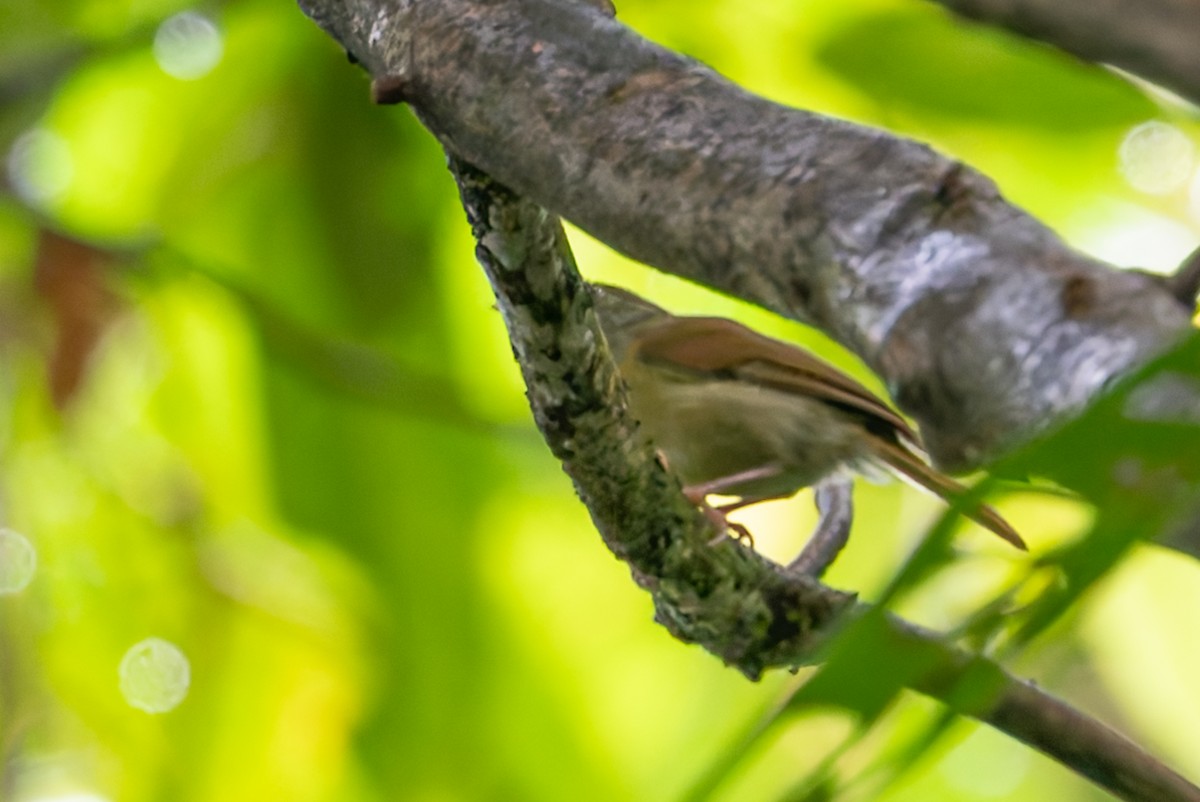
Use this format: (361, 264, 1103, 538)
(6, 128, 74, 205)
(0, 528, 37, 594)
(1118, 121, 1195, 195)
(153, 11, 223, 80)
(118, 637, 191, 713)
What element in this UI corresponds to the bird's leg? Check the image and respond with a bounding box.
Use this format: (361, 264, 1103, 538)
(786, 476, 854, 578)
(654, 451, 786, 548)
(682, 465, 786, 501)
(679, 464, 788, 548)
(697, 501, 755, 547)
(679, 484, 757, 547)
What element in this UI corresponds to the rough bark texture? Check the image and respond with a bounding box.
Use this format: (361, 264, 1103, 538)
(293, 0, 1200, 796)
(447, 155, 1200, 802)
(301, 0, 1193, 473)
(929, 0, 1200, 105)
(450, 157, 853, 678)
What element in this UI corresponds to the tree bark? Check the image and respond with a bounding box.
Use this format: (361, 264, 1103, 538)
(301, 0, 1192, 472)
(289, 1, 1200, 792)
(447, 154, 1200, 802)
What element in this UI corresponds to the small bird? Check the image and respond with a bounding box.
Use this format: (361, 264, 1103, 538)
(591, 283, 1025, 550)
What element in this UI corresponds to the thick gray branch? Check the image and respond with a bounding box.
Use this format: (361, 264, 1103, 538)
(447, 157, 1199, 802)
(301, 0, 1192, 472)
(293, 3, 1200, 793)
(928, 0, 1200, 105)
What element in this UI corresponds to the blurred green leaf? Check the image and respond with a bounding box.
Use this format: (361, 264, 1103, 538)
(1, 1, 1197, 801)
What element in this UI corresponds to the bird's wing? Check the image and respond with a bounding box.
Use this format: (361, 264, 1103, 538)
(632, 315, 920, 443)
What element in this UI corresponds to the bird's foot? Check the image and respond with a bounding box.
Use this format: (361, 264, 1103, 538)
(704, 510, 755, 548)
(681, 487, 756, 548)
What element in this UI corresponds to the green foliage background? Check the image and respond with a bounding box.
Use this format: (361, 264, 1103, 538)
(1, 0, 1198, 800)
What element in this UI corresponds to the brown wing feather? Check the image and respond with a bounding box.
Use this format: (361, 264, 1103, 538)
(632, 316, 919, 443)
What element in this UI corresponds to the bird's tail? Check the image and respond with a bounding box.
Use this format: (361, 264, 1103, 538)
(873, 440, 1027, 550)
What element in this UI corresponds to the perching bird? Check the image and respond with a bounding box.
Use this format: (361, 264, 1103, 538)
(591, 283, 1025, 550)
